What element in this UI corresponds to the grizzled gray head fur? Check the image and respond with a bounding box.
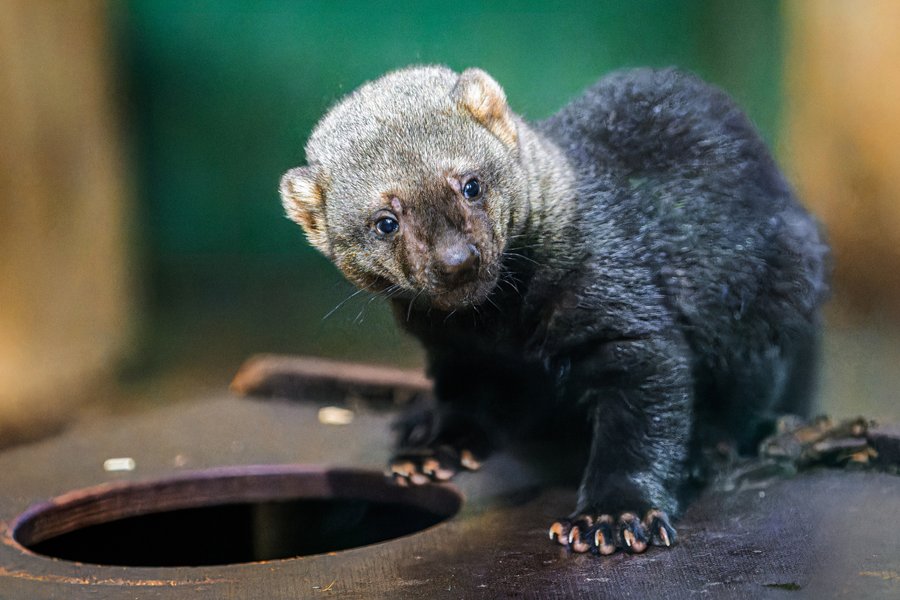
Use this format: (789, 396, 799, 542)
(280, 66, 541, 310)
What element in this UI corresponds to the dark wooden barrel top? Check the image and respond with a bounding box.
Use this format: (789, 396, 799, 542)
(1, 365, 899, 598)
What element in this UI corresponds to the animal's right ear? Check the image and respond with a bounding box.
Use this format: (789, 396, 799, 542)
(280, 166, 330, 256)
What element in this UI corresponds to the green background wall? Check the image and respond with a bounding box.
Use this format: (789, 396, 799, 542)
(112, 0, 784, 369)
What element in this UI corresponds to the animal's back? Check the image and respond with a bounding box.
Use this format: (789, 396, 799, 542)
(540, 68, 830, 440)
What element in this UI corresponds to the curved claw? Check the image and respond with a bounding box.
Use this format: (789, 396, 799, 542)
(568, 522, 592, 553)
(549, 521, 570, 545)
(421, 457, 454, 481)
(591, 515, 617, 555)
(388, 446, 479, 486)
(459, 449, 482, 471)
(644, 509, 677, 547)
(549, 509, 676, 556)
(618, 512, 649, 553)
(388, 460, 415, 486)
(388, 459, 427, 486)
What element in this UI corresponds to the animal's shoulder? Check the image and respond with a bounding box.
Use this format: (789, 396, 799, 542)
(540, 68, 767, 174)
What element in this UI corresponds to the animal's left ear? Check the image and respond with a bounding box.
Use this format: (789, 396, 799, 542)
(451, 68, 518, 150)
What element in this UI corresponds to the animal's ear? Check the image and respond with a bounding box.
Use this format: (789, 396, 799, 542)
(451, 68, 518, 150)
(280, 166, 330, 256)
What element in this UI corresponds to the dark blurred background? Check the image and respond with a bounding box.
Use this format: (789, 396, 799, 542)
(2, 0, 898, 447)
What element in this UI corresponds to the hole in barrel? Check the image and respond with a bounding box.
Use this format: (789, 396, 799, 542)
(11, 466, 461, 567)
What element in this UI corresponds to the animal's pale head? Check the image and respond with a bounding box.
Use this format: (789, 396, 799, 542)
(281, 66, 528, 310)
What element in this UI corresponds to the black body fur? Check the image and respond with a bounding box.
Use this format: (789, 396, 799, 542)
(394, 68, 829, 522)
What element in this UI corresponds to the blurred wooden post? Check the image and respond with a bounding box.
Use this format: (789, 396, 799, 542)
(784, 0, 900, 319)
(0, 1, 132, 444)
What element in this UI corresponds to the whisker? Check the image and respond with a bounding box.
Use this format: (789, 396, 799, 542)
(406, 289, 424, 322)
(505, 232, 535, 241)
(322, 284, 372, 321)
(354, 293, 381, 324)
(500, 272, 522, 294)
(497, 278, 515, 295)
(379, 284, 402, 299)
(503, 251, 542, 266)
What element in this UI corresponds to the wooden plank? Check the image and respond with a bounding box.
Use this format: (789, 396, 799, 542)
(231, 354, 432, 405)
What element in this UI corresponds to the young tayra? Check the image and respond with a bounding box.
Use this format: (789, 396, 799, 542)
(280, 66, 828, 555)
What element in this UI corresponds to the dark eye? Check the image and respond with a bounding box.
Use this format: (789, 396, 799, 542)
(462, 178, 482, 200)
(375, 216, 399, 236)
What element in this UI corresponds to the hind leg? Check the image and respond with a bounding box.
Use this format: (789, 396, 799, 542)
(774, 325, 821, 419)
(717, 325, 821, 455)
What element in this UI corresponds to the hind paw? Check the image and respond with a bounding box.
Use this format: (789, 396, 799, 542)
(549, 509, 676, 555)
(388, 445, 481, 486)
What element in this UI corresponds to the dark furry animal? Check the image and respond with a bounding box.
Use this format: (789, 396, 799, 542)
(280, 66, 829, 555)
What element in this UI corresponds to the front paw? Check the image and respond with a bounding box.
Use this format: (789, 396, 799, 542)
(388, 445, 482, 486)
(549, 509, 675, 555)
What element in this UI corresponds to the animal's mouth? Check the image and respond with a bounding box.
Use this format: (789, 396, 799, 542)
(427, 272, 498, 311)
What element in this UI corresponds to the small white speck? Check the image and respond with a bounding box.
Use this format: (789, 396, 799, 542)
(758, 491, 766, 498)
(318, 406, 355, 425)
(173, 454, 189, 468)
(103, 457, 135, 472)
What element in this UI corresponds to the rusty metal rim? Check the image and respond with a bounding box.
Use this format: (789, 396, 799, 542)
(8, 464, 463, 554)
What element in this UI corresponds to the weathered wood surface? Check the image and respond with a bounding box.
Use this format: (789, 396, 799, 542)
(1, 389, 898, 598)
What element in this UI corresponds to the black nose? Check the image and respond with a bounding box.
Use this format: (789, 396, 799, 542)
(436, 242, 480, 283)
